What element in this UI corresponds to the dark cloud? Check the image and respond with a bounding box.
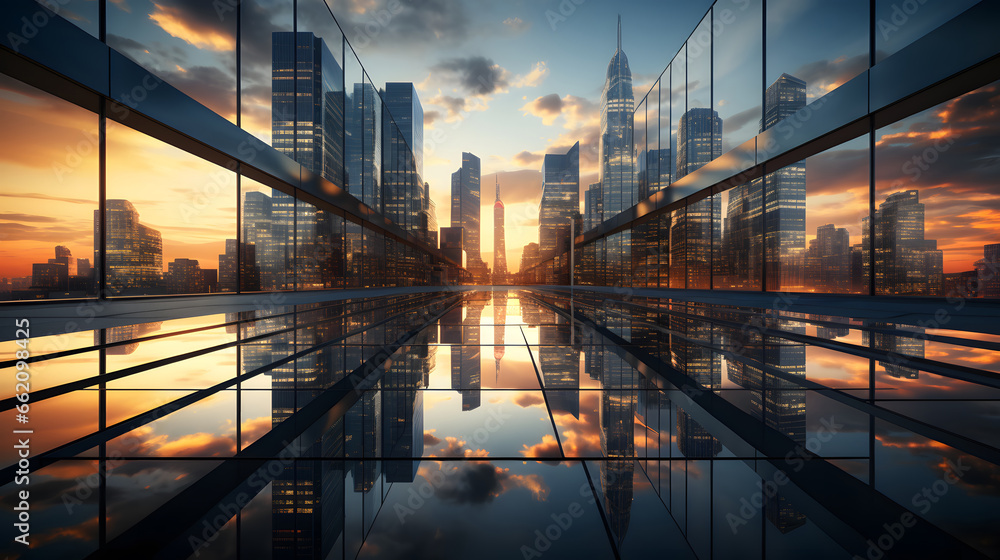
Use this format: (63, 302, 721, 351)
(330, 0, 471, 51)
(432, 56, 510, 96)
(424, 110, 443, 127)
(356, 503, 471, 557)
(523, 93, 563, 118)
(724, 105, 762, 134)
(106, 33, 147, 57)
(429, 94, 468, 119)
(513, 393, 545, 408)
(513, 151, 543, 166)
(435, 462, 506, 504)
(423, 431, 442, 446)
(0, 213, 61, 223)
(0, 222, 91, 243)
(791, 53, 869, 94)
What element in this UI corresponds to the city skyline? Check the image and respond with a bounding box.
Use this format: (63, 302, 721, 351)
(4, 1, 999, 558)
(2, 5, 999, 288)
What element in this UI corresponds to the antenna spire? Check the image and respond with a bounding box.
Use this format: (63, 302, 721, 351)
(495, 174, 500, 201)
(617, 15, 621, 52)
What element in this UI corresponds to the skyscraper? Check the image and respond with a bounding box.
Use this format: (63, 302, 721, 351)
(383, 82, 423, 235)
(100, 200, 163, 291)
(271, 31, 344, 185)
(452, 293, 488, 410)
(242, 190, 293, 291)
(383, 82, 423, 177)
(977, 243, 1000, 298)
(539, 142, 580, 255)
(864, 323, 924, 379)
(345, 82, 382, 210)
(272, 32, 344, 291)
(599, 17, 636, 218)
(808, 224, 850, 292)
(493, 177, 508, 282)
(722, 74, 807, 292)
(762, 74, 807, 291)
(638, 148, 671, 200)
(676, 108, 722, 180)
(451, 152, 482, 266)
(584, 182, 603, 232)
(868, 190, 943, 295)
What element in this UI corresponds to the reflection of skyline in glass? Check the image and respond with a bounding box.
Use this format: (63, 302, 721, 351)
(452, 293, 489, 410)
(724, 314, 808, 533)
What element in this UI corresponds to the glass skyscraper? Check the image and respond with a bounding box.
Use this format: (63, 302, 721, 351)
(493, 178, 508, 281)
(451, 152, 482, 266)
(383, 82, 424, 236)
(599, 17, 636, 218)
(539, 142, 580, 255)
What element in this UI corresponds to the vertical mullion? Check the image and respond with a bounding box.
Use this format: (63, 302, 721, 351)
(761, 0, 767, 293)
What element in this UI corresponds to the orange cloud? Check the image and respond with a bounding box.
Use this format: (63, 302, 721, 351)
(149, 3, 235, 52)
(514, 392, 545, 408)
(520, 433, 562, 458)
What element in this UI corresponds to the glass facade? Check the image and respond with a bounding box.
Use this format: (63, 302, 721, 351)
(525, 0, 998, 303)
(1, 0, 458, 303)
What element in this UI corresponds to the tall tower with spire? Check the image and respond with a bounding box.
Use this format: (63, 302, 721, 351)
(599, 15, 636, 218)
(493, 176, 508, 282)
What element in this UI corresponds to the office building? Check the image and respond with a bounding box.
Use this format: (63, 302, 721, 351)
(540, 142, 581, 255)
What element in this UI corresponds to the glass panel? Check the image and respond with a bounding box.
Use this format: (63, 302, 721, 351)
(383, 118, 405, 227)
(363, 228, 384, 288)
(296, 198, 322, 290)
(295, 1, 345, 186)
(366, 76, 382, 211)
(669, 207, 686, 289)
(344, 48, 365, 202)
(686, 197, 714, 289)
(38, 0, 99, 38)
(765, 0, 868, 122)
(107, 0, 237, 122)
(678, 12, 718, 177)
(106, 121, 236, 296)
(240, 177, 293, 291)
(875, 79, 1000, 298)
(714, 183, 763, 290)
(0, 73, 98, 301)
(635, 97, 648, 200)
(714, 0, 763, 153)
(240, 0, 293, 147)
(660, 66, 673, 187)
(767, 135, 869, 293)
(646, 79, 663, 196)
(658, 212, 671, 288)
(670, 48, 686, 182)
(874, 0, 979, 63)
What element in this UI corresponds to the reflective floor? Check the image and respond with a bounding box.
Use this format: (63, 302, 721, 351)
(3, 289, 1000, 559)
